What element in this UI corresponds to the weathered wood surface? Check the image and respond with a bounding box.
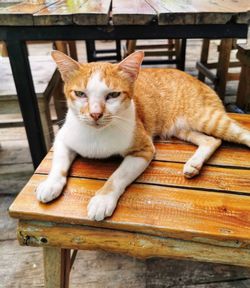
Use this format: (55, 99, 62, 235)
(9, 172, 250, 247)
(146, 0, 250, 25)
(0, 0, 249, 26)
(0, 0, 58, 25)
(112, 0, 156, 25)
(17, 220, 250, 268)
(34, 0, 112, 26)
(37, 156, 250, 194)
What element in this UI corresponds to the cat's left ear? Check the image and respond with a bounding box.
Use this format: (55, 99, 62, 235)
(51, 50, 81, 82)
(118, 51, 144, 81)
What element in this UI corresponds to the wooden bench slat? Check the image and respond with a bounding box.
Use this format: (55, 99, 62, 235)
(34, 0, 111, 26)
(112, 0, 156, 25)
(155, 143, 250, 168)
(36, 156, 250, 194)
(17, 221, 250, 267)
(9, 174, 250, 247)
(0, 0, 58, 25)
(146, 0, 250, 25)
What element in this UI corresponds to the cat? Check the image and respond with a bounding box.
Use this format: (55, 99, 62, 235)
(36, 50, 250, 221)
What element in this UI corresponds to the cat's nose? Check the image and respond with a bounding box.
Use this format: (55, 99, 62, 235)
(90, 112, 103, 121)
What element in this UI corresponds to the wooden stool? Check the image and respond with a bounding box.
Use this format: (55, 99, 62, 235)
(9, 113, 250, 287)
(85, 40, 122, 62)
(236, 43, 250, 111)
(196, 39, 242, 101)
(0, 56, 61, 150)
(125, 39, 186, 70)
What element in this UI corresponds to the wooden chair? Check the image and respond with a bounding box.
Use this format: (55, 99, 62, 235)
(236, 43, 250, 111)
(196, 39, 242, 101)
(125, 39, 186, 70)
(9, 112, 250, 287)
(85, 40, 122, 62)
(0, 41, 77, 149)
(0, 55, 61, 150)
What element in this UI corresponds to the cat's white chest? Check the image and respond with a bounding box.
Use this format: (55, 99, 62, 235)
(57, 108, 135, 158)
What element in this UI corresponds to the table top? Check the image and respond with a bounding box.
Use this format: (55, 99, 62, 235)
(0, 0, 250, 26)
(9, 113, 250, 248)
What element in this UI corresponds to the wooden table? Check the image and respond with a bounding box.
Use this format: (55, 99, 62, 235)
(0, 0, 250, 168)
(9, 113, 250, 287)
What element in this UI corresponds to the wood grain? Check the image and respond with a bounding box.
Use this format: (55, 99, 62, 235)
(0, 0, 58, 25)
(34, 0, 111, 26)
(146, 0, 250, 25)
(18, 221, 250, 267)
(112, 0, 156, 25)
(36, 155, 250, 194)
(9, 174, 250, 247)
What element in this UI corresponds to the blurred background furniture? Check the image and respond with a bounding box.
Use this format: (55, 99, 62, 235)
(125, 39, 186, 70)
(85, 40, 122, 62)
(0, 55, 60, 150)
(236, 43, 250, 111)
(0, 41, 77, 150)
(196, 38, 241, 101)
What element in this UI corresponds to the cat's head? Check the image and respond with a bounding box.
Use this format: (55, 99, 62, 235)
(51, 50, 144, 128)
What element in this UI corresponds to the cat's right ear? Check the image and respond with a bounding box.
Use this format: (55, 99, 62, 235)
(51, 50, 80, 81)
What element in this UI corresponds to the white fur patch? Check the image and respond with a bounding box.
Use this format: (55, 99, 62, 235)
(167, 117, 189, 137)
(86, 72, 110, 114)
(58, 101, 136, 159)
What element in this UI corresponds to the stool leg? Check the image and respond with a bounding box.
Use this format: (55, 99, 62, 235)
(176, 39, 186, 71)
(236, 64, 250, 110)
(198, 39, 210, 82)
(44, 247, 71, 288)
(68, 41, 78, 61)
(126, 40, 137, 56)
(215, 38, 233, 101)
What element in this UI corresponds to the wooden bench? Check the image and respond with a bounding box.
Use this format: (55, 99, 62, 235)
(9, 113, 250, 288)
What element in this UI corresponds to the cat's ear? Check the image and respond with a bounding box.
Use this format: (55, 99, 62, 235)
(118, 51, 144, 81)
(51, 50, 80, 81)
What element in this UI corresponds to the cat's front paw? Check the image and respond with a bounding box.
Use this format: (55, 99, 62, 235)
(87, 194, 118, 221)
(36, 177, 66, 203)
(183, 157, 203, 178)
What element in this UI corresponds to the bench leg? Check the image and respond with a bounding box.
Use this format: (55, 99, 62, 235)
(44, 247, 71, 288)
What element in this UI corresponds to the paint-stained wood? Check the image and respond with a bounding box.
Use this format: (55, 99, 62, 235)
(0, 0, 249, 26)
(112, 0, 156, 25)
(18, 221, 250, 267)
(0, 0, 58, 25)
(146, 0, 250, 25)
(34, 0, 111, 26)
(9, 174, 250, 247)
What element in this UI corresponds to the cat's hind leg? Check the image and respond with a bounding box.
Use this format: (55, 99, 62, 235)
(174, 130, 222, 178)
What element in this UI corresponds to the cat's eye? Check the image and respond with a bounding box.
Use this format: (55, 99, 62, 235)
(74, 91, 87, 98)
(106, 92, 121, 100)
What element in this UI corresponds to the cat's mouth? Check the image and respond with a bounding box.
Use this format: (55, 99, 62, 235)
(86, 120, 111, 129)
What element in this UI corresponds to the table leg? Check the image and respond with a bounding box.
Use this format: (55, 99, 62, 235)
(176, 38, 186, 71)
(44, 247, 71, 288)
(5, 39, 47, 168)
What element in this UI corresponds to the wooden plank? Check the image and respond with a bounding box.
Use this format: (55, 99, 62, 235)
(0, 0, 58, 26)
(18, 220, 250, 267)
(146, 0, 250, 25)
(36, 155, 250, 194)
(34, 0, 111, 26)
(112, 0, 156, 25)
(74, 0, 111, 25)
(9, 174, 250, 246)
(155, 143, 250, 168)
(33, 0, 79, 25)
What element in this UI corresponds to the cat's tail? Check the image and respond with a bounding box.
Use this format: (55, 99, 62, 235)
(194, 109, 250, 147)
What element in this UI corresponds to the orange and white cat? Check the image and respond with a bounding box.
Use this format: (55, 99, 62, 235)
(36, 50, 250, 221)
